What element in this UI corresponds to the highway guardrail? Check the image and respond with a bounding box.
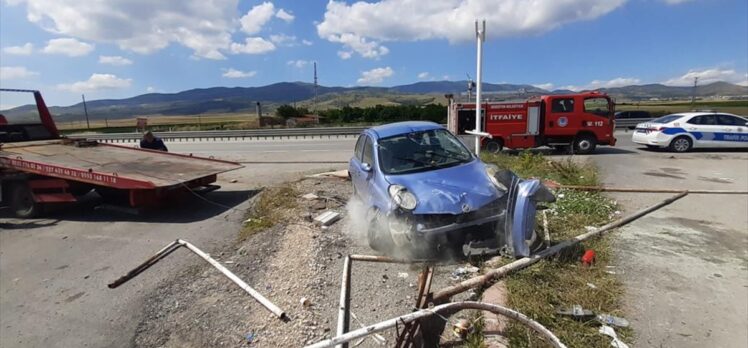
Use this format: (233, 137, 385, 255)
(68, 120, 649, 143)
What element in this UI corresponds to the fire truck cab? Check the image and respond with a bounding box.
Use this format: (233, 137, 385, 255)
(448, 92, 616, 154)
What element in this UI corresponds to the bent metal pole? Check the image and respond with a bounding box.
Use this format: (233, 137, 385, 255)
(306, 301, 567, 348)
(108, 239, 286, 320)
(432, 191, 689, 301)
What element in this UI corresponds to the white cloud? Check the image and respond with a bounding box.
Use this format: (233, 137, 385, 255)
(588, 77, 641, 89)
(302, 39, 313, 46)
(532, 83, 555, 90)
(417, 72, 430, 79)
(98, 55, 132, 66)
(664, 68, 748, 86)
(0, 66, 39, 80)
(240, 2, 276, 35)
(337, 50, 353, 60)
(276, 8, 295, 22)
(56, 73, 132, 92)
(229, 37, 276, 54)
(3, 43, 33, 55)
(662, 0, 692, 4)
(357, 66, 394, 85)
(222, 68, 256, 78)
(146, 86, 156, 93)
(11, 0, 235, 59)
(270, 34, 297, 46)
(42, 38, 94, 56)
(318, 0, 625, 58)
(287, 60, 310, 68)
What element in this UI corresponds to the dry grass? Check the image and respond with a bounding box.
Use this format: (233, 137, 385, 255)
(238, 185, 298, 242)
(479, 151, 630, 348)
(58, 113, 259, 131)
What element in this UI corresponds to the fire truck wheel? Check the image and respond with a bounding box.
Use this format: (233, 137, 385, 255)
(10, 182, 41, 218)
(573, 135, 597, 154)
(484, 140, 503, 153)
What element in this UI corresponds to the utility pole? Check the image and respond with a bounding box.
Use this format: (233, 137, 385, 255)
(313, 61, 318, 112)
(81, 94, 90, 129)
(474, 20, 486, 155)
(691, 76, 698, 106)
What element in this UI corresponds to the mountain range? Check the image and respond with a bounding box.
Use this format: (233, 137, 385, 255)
(2, 80, 746, 121)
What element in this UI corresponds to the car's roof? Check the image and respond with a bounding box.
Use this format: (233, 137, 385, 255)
(367, 121, 443, 139)
(657, 112, 745, 121)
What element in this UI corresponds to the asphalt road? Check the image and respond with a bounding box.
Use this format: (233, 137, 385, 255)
(1, 131, 746, 347)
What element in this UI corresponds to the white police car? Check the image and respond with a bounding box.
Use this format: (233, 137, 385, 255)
(632, 112, 748, 152)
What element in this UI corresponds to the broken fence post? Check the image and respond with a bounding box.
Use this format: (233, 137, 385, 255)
(108, 239, 287, 320)
(431, 191, 689, 301)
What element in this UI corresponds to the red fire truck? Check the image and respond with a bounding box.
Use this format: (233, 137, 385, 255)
(447, 92, 616, 154)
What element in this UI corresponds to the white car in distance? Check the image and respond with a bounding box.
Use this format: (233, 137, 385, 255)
(632, 112, 748, 152)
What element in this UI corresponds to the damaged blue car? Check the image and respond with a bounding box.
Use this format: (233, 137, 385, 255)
(349, 121, 555, 259)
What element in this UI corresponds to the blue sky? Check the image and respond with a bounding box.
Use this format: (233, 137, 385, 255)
(1, 0, 746, 108)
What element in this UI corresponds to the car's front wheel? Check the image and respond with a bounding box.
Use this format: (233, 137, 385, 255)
(669, 136, 692, 153)
(366, 208, 395, 252)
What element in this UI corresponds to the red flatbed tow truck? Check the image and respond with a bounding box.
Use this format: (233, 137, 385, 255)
(0, 89, 243, 217)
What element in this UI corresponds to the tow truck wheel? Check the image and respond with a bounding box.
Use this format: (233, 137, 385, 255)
(484, 140, 503, 154)
(573, 135, 597, 154)
(9, 182, 41, 218)
(669, 136, 692, 153)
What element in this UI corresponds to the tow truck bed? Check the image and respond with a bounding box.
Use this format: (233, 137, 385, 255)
(0, 139, 242, 189)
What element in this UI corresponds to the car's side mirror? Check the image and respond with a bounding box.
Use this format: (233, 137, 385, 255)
(362, 163, 372, 172)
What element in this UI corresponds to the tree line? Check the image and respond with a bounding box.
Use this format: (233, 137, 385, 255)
(275, 104, 447, 124)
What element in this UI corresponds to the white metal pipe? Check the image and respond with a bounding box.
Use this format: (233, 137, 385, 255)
(178, 240, 286, 319)
(305, 301, 567, 348)
(335, 256, 352, 348)
(474, 20, 485, 155)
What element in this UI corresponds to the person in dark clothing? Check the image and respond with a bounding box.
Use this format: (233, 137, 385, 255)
(140, 131, 168, 151)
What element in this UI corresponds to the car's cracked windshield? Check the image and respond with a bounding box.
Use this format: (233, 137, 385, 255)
(378, 129, 473, 174)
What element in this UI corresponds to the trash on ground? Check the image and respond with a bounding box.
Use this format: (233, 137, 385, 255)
(599, 325, 630, 348)
(313, 211, 341, 226)
(300, 297, 311, 307)
(581, 249, 596, 266)
(397, 272, 409, 279)
(556, 304, 595, 320)
(245, 332, 256, 344)
(596, 314, 630, 328)
(452, 318, 474, 339)
(451, 266, 480, 280)
(586, 282, 597, 289)
(302, 193, 319, 200)
(307, 169, 349, 179)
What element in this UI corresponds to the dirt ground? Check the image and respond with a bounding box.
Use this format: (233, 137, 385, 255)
(133, 176, 475, 348)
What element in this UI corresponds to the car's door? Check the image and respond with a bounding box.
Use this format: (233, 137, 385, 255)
(358, 136, 377, 202)
(716, 114, 748, 148)
(685, 115, 720, 147)
(350, 135, 367, 196)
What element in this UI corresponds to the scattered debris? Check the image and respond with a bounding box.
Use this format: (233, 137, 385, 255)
(302, 193, 319, 200)
(451, 265, 480, 280)
(586, 282, 597, 289)
(244, 331, 256, 344)
(397, 272, 409, 279)
(596, 314, 630, 328)
(599, 325, 630, 348)
(229, 179, 238, 183)
(307, 169, 349, 179)
(556, 304, 594, 320)
(581, 249, 596, 266)
(300, 297, 311, 307)
(452, 318, 474, 339)
(314, 211, 341, 226)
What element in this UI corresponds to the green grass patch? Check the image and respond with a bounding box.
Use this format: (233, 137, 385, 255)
(238, 185, 298, 242)
(480, 151, 630, 348)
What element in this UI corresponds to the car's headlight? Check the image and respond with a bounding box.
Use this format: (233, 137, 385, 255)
(485, 164, 508, 191)
(388, 184, 417, 210)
